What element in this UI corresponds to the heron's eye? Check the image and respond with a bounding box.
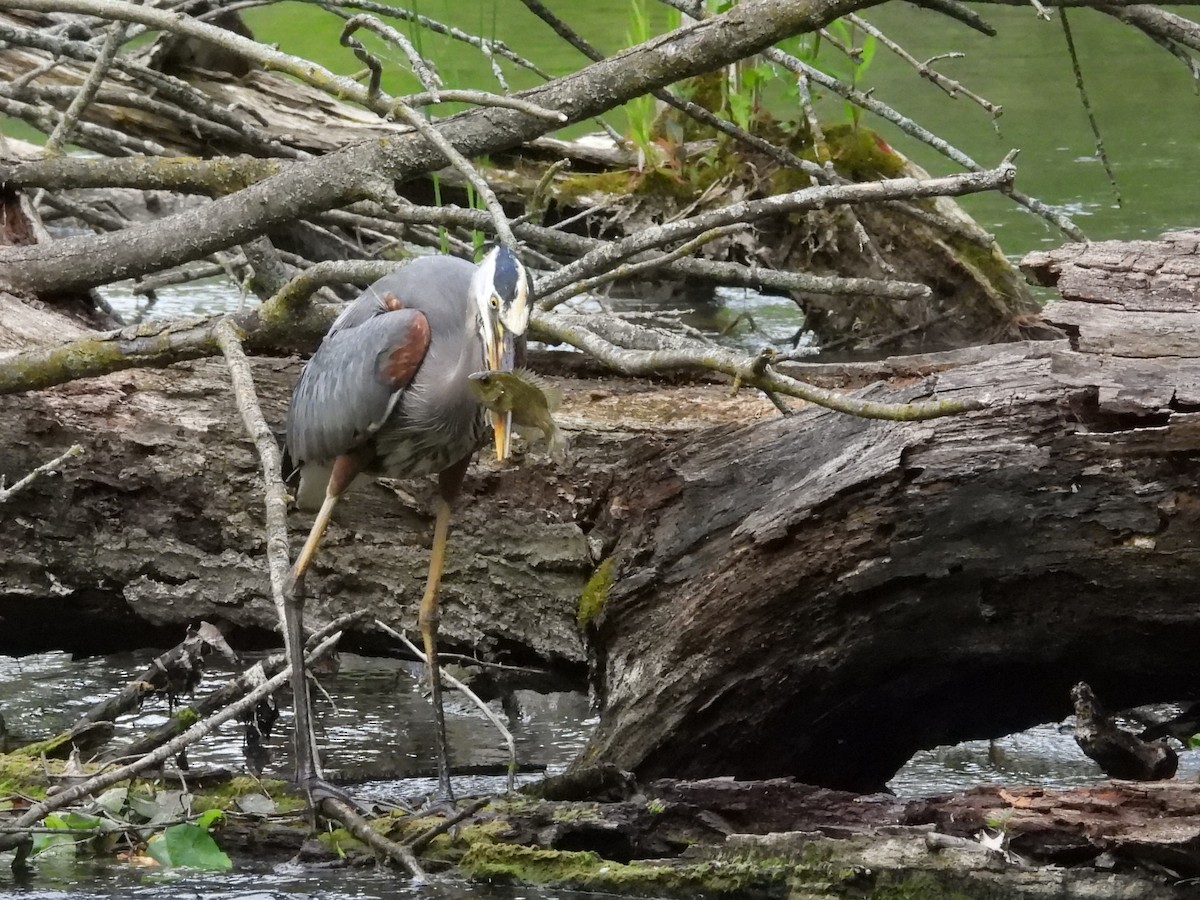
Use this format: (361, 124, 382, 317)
(489, 296, 500, 310)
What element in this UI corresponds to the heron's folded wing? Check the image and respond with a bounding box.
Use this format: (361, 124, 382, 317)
(286, 309, 431, 465)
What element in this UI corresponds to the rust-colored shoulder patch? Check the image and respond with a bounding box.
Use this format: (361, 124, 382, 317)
(381, 292, 406, 311)
(378, 311, 431, 390)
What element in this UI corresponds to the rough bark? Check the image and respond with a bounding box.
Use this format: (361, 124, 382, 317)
(578, 229, 1200, 792)
(0, 331, 594, 679)
(6, 231, 1200, 800)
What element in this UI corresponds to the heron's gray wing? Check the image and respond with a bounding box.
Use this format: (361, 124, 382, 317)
(286, 309, 431, 465)
(325, 277, 409, 337)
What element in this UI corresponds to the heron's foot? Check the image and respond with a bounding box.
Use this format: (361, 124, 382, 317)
(418, 795, 459, 817)
(298, 772, 359, 812)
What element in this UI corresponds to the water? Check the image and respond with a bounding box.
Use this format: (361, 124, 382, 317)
(0, 650, 598, 897)
(4, 650, 1198, 896)
(0, 651, 590, 788)
(0, 864, 628, 899)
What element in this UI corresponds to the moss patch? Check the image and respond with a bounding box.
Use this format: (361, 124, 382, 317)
(0, 751, 51, 799)
(578, 558, 616, 627)
(191, 775, 305, 814)
(460, 843, 791, 897)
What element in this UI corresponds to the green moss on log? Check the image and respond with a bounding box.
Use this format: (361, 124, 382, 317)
(460, 844, 793, 897)
(0, 752, 50, 799)
(578, 558, 615, 627)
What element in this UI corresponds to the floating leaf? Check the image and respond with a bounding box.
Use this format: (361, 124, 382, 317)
(130, 790, 187, 824)
(62, 811, 103, 831)
(145, 823, 232, 870)
(32, 828, 76, 861)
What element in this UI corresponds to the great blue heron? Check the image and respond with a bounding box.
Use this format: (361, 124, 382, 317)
(283, 246, 530, 801)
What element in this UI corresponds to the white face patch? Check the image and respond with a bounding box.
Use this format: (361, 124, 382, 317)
(501, 274, 530, 337)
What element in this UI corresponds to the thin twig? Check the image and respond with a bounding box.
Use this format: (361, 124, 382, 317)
(407, 797, 490, 853)
(763, 47, 1086, 241)
(386, 98, 518, 251)
(538, 162, 1016, 307)
(538, 225, 745, 308)
(847, 14, 1001, 116)
(535, 312, 985, 422)
(0, 445, 84, 503)
(321, 796, 426, 877)
(44, 17, 128, 156)
(212, 319, 292, 633)
(1060, 7, 1121, 205)
(342, 14, 441, 100)
(0, 634, 343, 853)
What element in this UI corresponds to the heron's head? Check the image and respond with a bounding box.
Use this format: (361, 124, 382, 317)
(471, 246, 531, 460)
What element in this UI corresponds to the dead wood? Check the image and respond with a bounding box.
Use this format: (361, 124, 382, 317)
(576, 228, 1200, 792)
(1071, 682, 1178, 781)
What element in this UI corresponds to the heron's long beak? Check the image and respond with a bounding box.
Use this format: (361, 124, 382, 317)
(486, 319, 518, 461)
(491, 410, 512, 460)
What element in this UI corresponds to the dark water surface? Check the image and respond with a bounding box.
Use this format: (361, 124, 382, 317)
(4, 648, 1200, 896)
(0, 864, 631, 899)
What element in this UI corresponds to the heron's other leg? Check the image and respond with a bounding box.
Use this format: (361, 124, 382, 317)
(420, 457, 469, 801)
(286, 454, 360, 801)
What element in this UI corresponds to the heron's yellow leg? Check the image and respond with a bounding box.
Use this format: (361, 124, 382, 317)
(418, 494, 454, 800)
(290, 494, 338, 591)
(284, 454, 359, 804)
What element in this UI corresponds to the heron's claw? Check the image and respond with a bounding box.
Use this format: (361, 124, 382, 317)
(300, 773, 359, 811)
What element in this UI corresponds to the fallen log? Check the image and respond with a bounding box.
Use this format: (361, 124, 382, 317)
(577, 229, 1200, 792)
(5, 231, 1200, 802)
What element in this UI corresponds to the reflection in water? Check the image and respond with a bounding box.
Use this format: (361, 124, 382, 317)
(889, 721, 1200, 797)
(4, 650, 1199, 894)
(0, 862, 634, 899)
(0, 651, 591, 791)
(0, 651, 603, 897)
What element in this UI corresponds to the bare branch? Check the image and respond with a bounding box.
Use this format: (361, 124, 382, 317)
(44, 17, 128, 156)
(0, 444, 84, 502)
(0, 632, 343, 853)
(847, 14, 1002, 116)
(534, 312, 985, 421)
(538, 162, 1016, 307)
(342, 14, 441, 100)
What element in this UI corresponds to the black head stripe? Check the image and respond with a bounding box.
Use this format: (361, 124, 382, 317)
(492, 249, 522, 303)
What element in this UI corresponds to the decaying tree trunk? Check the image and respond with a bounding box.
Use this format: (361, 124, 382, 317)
(455, 776, 1200, 898)
(5, 230, 1200, 802)
(0, 303, 595, 678)
(575, 230, 1200, 792)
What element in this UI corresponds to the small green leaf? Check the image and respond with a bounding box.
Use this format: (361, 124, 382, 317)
(62, 811, 102, 831)
(32, 832, 76, 860)
(94, 787, 128, 817)
(727, 92, 751, 132)
(858, 33, 878, 72)
(195, 808, 224, 830)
